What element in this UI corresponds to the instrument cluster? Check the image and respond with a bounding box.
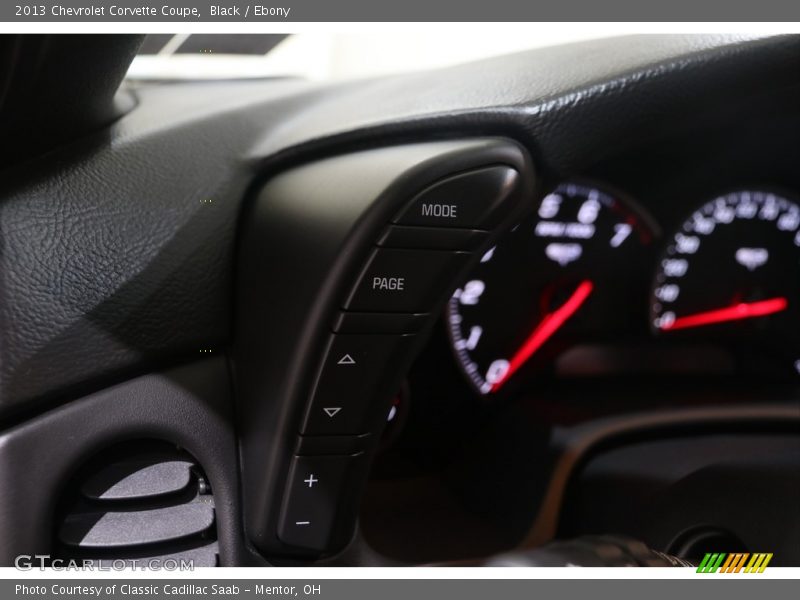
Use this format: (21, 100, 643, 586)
(447, 181, 800, 396)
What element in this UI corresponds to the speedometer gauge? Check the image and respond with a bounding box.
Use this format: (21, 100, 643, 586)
(448, 182, 655, 395)
(651, 190, 799, 375)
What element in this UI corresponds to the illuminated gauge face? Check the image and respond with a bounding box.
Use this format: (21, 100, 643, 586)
(651, 191, 800, 375)
(447, 182, 654, 395)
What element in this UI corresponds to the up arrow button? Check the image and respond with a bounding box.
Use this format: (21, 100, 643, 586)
(337, 354, 356, 365)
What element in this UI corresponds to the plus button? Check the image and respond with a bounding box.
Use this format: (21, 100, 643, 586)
(304, 474, 318, 488)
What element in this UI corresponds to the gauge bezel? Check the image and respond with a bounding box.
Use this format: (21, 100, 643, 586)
(649, 185, 800, 335)
(647, 185, 800, 381)
(445, 177, 659, 397)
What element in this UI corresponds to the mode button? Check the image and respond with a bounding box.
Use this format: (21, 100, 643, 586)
(393, 165, 520, 229)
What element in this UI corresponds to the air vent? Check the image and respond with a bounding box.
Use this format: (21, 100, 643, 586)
(54, 441, 218, 567)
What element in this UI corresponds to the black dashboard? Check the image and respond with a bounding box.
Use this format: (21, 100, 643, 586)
(0, 33, 797, 569)
(360, 80, 800, 565)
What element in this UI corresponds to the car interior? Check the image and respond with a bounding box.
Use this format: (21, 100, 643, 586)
(0, 33, 797, 568)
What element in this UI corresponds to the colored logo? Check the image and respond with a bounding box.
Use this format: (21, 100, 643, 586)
(696, 553, 773, 573)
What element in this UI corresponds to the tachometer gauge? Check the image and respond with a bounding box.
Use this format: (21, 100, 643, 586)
(448, 182, 655, 395)
(651, 190, 799, 375)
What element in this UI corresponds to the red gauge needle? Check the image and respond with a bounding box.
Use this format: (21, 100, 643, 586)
(660, 297, 788, 331)
(491, 280, 594, 393)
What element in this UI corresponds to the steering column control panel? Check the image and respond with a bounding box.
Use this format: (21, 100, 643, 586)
(234, 139, 534, 558)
